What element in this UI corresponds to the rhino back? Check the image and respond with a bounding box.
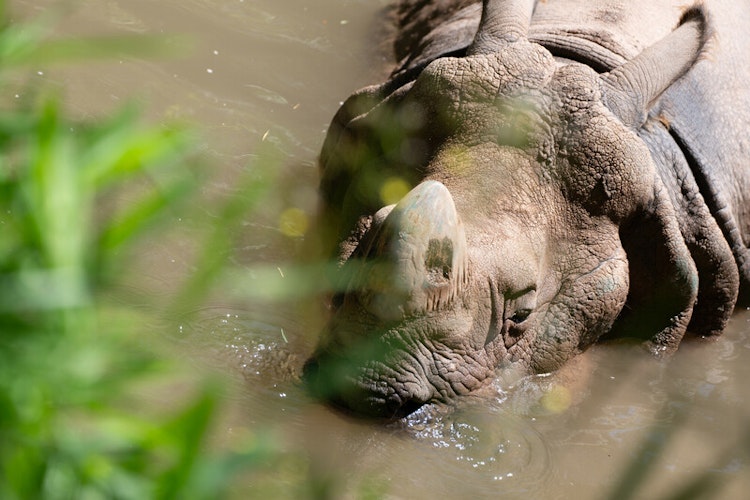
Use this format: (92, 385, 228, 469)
(394, 0, 681, 70)
(656, 0, 750, 303)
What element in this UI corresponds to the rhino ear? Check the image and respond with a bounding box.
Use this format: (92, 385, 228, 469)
(601, 7, 709, 128)
(612, 180, 699, 354)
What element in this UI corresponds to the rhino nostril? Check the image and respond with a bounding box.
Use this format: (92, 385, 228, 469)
(352, 396, 427, 420)
(393, 398, 426, 419)
(301, 357, 319, 387)
(302, 356, 331, 401)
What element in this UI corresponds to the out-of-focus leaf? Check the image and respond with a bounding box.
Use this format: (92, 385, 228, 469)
(0, 4, 301, 498)
(0, 13, 49, 67)
(168, 144, 280, 316)
(607, 408, 688, 500)
(97, 176, 194, 254)
(23, 98, 90, 271)
(155, 390, 217, 500)
(0, 4, 186, 71)
(81, 108, 192, 190)
(6, 34, 188, 67)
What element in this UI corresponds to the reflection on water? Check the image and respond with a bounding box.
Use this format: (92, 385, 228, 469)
(398, 405, 552, 494)
(178, 306, 303, 382)
(13, 0, 750, 498)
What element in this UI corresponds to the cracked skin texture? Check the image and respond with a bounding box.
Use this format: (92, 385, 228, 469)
(305, 0, 750, 419)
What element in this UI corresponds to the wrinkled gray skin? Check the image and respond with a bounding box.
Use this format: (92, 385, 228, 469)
(304, 0, 750, 419)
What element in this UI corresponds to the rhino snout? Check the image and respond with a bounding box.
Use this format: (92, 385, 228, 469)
(303, 353, 432, 420)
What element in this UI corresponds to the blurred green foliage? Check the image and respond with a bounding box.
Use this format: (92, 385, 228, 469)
(0, 3, 279, 498)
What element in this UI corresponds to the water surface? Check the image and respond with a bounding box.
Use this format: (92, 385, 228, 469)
(13, 1, 750, 498)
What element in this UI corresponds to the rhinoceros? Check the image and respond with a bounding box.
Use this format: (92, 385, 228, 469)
(303, 0, 750, 419)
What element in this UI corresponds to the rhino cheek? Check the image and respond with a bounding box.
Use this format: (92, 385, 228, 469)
(529, 253, 629, 373)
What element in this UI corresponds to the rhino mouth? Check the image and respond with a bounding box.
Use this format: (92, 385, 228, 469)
(302, 351, 435, 420)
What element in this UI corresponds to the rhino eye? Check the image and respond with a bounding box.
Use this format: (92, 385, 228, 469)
(505, 287, 537, 325)
(508, 308, 532, 324)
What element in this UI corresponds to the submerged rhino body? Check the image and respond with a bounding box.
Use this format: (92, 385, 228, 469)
(304, 0, 750, 419)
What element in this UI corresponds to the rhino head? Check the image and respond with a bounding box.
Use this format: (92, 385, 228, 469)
(305, 0, 714, 419)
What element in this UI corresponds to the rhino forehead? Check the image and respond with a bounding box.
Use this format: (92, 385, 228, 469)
(412, 41, 556, 109)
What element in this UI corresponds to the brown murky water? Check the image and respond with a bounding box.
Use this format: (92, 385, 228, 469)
(13, 1, 750, 498)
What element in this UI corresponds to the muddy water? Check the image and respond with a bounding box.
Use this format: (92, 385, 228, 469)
(13, 1, 750, 498)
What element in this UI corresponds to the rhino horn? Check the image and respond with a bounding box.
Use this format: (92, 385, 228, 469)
(469, 0, 537, 54)
(601, 8, 708, 128)
(360, 181, 468, 320)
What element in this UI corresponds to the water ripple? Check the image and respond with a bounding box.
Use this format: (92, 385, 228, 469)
(392, 402, 552, 496)
(175, 305, 306, 384)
